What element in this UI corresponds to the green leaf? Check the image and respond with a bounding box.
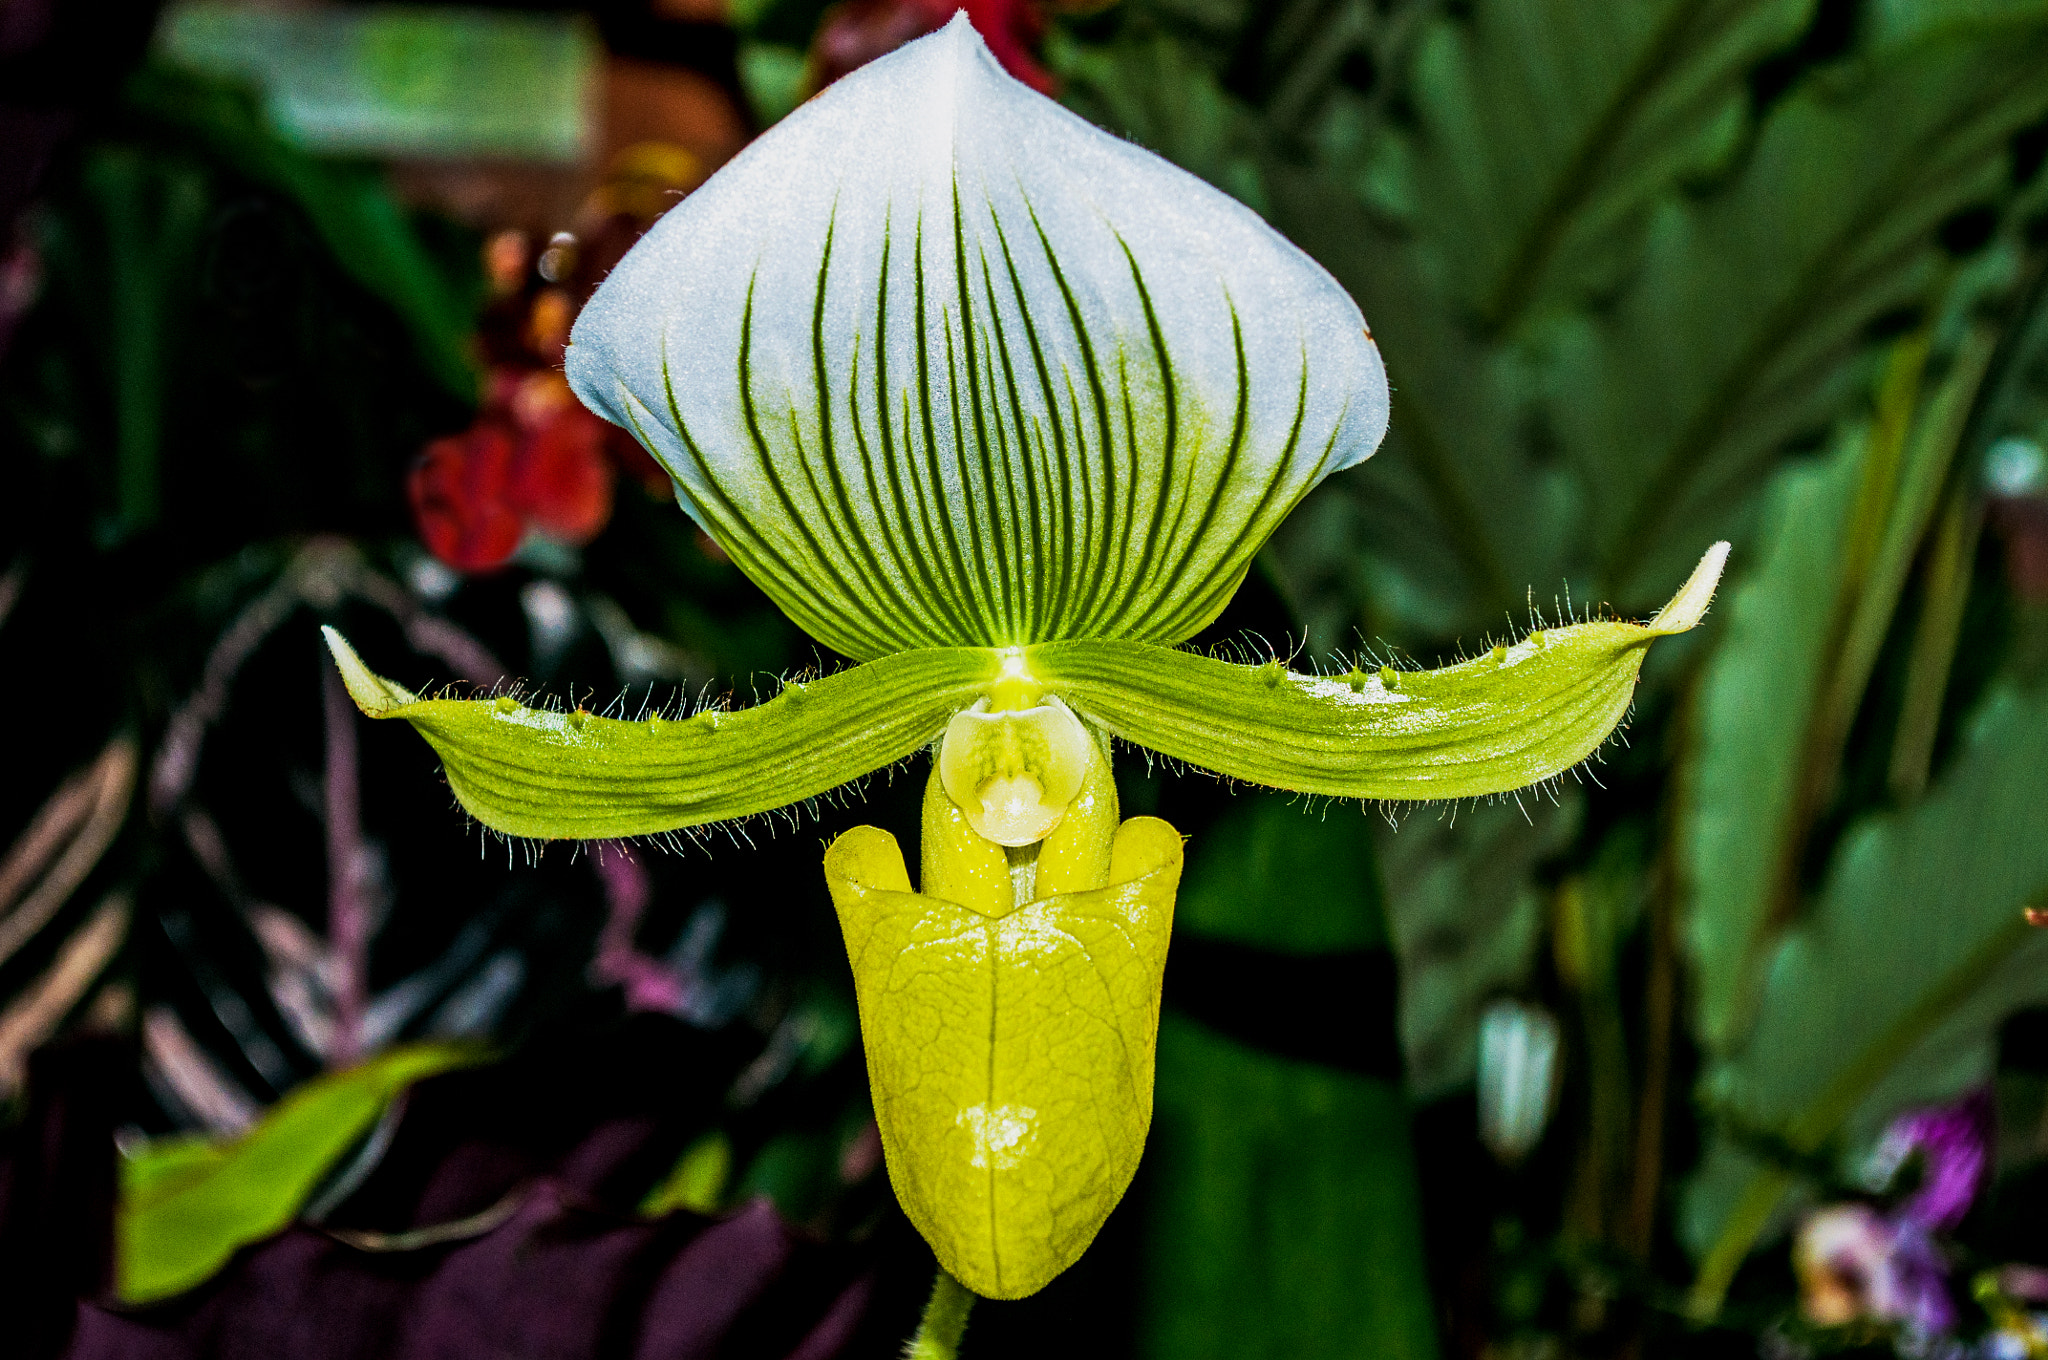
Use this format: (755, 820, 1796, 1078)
(1145, 1018, 1439, 1360)
(1682, 437, 1862, 1054)
(1172, 788, 1389, 952)
(118, 1044, 477, 1303)
(1678, 682, 2048, 1311)
(1867, 0, 2048, 46)
(1380, 794, 1580, 1098)
(1683, 332, 1998, 1054)
(1400, 0, 1815, 336)
(639, 1132, 733, 1217)
(567, 17, 1389, 659)
(1549, 22, 2048, 599)
(323, 627, 1003, 840)
(1033, 543, 1727, 800)
(1141, 793, 1435, 1360)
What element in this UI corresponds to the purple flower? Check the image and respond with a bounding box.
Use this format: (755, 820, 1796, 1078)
(1796, 1204, 1957, 1336)
(1867, 1091, 1993, 1235)
(1793, 1092, 1995, 1341)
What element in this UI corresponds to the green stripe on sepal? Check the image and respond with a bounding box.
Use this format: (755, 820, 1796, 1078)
(1035, 543, 1729, 801)
(322, 627, 1004, 839)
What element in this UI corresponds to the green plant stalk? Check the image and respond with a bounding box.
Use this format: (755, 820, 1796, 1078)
(1685, 1165, 1794, 1321)
(1261, 1, 1372, 135)
(1686, 911, 2039, 1318)
(1810, 329, 1995, 785)
(1555, 873, 1636, 1249)
(1761, 328, 1995, 941)
(1888, 488, 1982, 799)
(906, 1270, 976, 1360)
(85, 147, 208, 537)
(1742, 337, 1930, 953)
(1623, 848, 1678, 1260)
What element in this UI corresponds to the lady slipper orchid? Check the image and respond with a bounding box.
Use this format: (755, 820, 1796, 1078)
(327, 15, 1726, 1303)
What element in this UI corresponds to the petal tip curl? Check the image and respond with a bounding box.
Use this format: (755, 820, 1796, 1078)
(1649, 541, 1731, 634)
(322, 626, 419, 716)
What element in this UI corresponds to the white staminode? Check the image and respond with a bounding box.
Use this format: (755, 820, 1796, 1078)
(567, 14, 1389, 659)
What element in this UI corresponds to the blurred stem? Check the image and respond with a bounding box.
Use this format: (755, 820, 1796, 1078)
(85, 150, 163, 536)
(1555, 877, 1631, 1248)
(1888, 489, 1981, 799)
(1573, 983, 1632, 1243)
(321, 663, 368, 1066)
(1261, 0, 1372, 134)
(1766, 328, 1996, 933)
(1815, 331, 1992, 746)
(1685, 1167, 1792, 1321)
(1622, 850, 1676, 1259)
(906, 1269, 975, 1360)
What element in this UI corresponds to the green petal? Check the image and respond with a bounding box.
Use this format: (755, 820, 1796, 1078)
(322, 627, 1002, 839)
(566, 15, 1387, 659)
(825, 813, 1182, 1299)
(1033, 544, 1729, 800)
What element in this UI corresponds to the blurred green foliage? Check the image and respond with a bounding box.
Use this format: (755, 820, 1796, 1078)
(117, 1043, 477, 1303)
(1055, 0, 2048, 1351)
(1147, 794, 1436, 1360)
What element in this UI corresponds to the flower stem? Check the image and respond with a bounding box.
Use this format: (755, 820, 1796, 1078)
(904, 1269, 975, 1359)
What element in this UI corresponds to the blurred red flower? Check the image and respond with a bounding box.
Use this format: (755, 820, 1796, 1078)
(408, 423, 524, 573)
(505, 370, 615, 542)
(408, 370, 618, 573)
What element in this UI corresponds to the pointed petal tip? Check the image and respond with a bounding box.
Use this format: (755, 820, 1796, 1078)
(322, 626, 419, 716)
(1649, 541, 1731, 634)
(933, 9, 998, 65)
(867, 7, 1001, 94)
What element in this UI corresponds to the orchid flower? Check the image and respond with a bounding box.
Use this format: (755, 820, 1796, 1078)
(325, 15, 1725, 1306)
(1793, 1093, 1992, 1341)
